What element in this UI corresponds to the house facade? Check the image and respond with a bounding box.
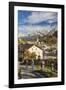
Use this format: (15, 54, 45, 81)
(28, 45, 43, 59)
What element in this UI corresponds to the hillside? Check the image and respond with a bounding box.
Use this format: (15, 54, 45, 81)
(39, 29, 57, 45)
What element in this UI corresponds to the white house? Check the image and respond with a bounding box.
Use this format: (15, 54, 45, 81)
(28, 45, 43, 59)
(20, 44, 43, 60)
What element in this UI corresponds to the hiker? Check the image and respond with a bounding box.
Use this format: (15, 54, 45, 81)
(31, 59, 34, 71)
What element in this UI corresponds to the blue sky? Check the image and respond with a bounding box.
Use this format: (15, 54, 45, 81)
(18, 10, 57, 37)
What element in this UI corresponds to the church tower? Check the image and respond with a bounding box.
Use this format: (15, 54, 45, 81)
(37, 37, 39, 43)
(36, 37, 40, 45)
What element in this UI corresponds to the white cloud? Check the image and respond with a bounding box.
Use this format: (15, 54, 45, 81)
(19, 24, 57, 36)
(48, 19, 57, 23)
(26, 12, 57, 24)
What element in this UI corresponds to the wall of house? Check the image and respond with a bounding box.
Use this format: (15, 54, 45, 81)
(28, 45, 43, 59)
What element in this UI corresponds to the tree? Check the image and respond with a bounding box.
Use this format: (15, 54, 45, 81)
(23, 50, 31, 60)
(23, 51, 36, 60)
(30, 52, 36, 60)
(18, 38, 27, 44)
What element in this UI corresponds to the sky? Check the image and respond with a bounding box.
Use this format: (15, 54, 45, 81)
(18, 10, 58, 37)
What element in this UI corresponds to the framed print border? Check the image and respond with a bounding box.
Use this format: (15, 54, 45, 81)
(9, 2, 64, 88)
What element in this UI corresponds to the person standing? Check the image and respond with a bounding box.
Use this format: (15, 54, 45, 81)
(40, 60, 45, 70)
(32, 59, 34, 71)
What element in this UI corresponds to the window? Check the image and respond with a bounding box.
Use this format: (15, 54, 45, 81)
(32, 48, 33, 51)
(36, 48, 37, 50)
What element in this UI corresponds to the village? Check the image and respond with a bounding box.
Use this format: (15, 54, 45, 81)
(18, 31, 57, 79)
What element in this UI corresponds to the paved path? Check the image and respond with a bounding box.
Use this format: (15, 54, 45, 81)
(19, 65, 45, 79)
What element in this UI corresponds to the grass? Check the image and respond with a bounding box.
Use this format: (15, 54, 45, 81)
(35, 65, 41, 70)
(43, 67, 57, 77)
(34, 65, 57, 77)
